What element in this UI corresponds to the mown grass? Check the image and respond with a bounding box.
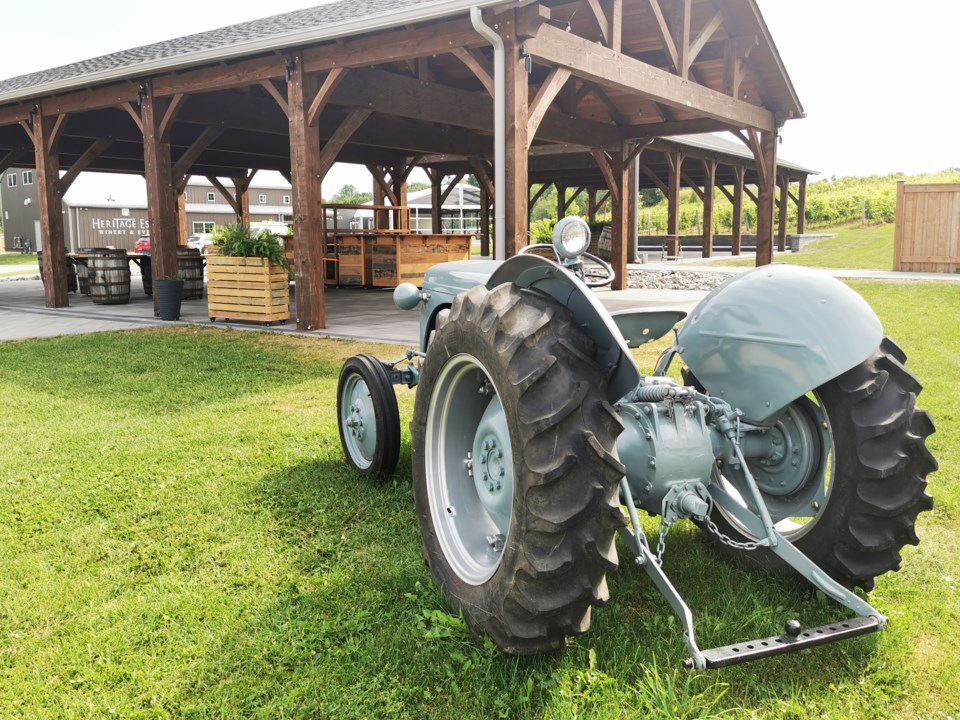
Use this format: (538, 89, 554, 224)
(709, 223, 898, 270)
(0, 252, 38, 266)
(0, 280, 957, 718)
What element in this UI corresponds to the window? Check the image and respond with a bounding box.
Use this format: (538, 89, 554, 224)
(193, 221, 215, 234)
(282, 195, 291, 205)
(206, 192, 216, 202)
(6, 173, 16, 188)
(22, 171, 33, 185)
(259, 194, 267, 204)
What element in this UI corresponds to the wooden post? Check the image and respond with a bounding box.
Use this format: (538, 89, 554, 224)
(502, 26, 529, 255)
(666, 150, 682, 237)
(288, 53, 326, 330)
(556, 183, 566, 221)
(777, 175, 788, 252)
(30, 112, 70, 307)
(587, 189, 597, 225)
(797, 176, 807, 234)
(141, 83, 180, 301)
(610, 144, 629, 290)
(429, 169, 442, 233)
(372, 170, 387, 229)
(177, 186, 188, 242)
(480, 185, 491, 256)
(701, 159, 716, 258)
(754, 130, 778, 266)
(731, 165, 744, 256)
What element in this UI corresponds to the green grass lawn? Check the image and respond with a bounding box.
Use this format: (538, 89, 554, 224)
(709, 224, 898, 271)
(0, 280, 957, 719)
(0, 252, 38, 266)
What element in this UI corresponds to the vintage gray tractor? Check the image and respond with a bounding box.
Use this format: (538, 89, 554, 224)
(336, 218, 936, 669)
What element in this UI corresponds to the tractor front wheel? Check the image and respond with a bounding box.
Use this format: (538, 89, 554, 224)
(412, 283, 626, 654)
(337, 354, 400, 478)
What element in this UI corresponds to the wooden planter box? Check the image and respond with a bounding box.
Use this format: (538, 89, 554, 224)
(206, 255, 290, 325)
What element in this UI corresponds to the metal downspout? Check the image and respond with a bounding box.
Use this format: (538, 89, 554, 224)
(470, 7, 505, 260)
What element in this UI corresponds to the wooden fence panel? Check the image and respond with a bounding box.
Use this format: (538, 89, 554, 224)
(894, 181, 960, 273)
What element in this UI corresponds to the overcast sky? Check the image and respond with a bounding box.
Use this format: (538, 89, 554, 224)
(1, 0, 956, 188)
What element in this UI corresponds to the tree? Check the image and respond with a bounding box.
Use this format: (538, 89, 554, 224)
(330, 184, 373, 205)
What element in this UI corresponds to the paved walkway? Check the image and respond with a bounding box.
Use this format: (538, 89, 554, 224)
(0, 258, 955, 344)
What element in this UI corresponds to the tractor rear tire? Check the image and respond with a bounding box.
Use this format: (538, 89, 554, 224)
(704, 337, 936, 591)
(411, 283, 626, 654)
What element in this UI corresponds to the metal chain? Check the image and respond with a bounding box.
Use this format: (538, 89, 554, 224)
(655, 516, 673, 565)
(703, 496, 763, 551)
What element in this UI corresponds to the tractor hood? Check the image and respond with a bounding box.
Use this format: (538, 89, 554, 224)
(422, 260, 503, 298)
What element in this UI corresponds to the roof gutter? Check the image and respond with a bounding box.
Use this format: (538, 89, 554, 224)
(469, 7, 504, 260)
(0, 0, 504, 106)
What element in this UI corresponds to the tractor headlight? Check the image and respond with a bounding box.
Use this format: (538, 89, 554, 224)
(552, 216, 591, 260)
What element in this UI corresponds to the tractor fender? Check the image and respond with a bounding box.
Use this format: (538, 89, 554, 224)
(488, 255, 640, 402)
(677, 264, 882, 422)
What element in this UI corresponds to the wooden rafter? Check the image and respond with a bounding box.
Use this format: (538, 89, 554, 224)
(524, 24, 775, 131)
(590, 149, 620, 205)
(307, 68, 349, 126)
(172, 123, 225, 180)
(644, 0, 680, 73)
(439, 174, 465, 206)
(60, 137, 113, 192)
(121, 102, 143, 133)
(319, 108, 372, 178)
(159, 93, 184, 142)
(671, 0, 691, 79)
(259, 79, 289, 118)
(585, 0, 610, 45)
(451, 48, 494, 96)
(586, 83, 629, 125)
(207, 175, 242, 215)
(527, 67, 572, 142)
(689, 12, 724, 68)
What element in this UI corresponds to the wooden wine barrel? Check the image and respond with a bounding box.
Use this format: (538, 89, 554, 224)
(88, 249, 131, 305)
(178, 247, 204, 300)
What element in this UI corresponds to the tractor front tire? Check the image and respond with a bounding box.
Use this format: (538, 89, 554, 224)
(412, 283, 626, 654)
(337, 354, 401, 478)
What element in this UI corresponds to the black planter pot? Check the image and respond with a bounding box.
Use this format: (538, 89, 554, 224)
(154, 279, 184, 321)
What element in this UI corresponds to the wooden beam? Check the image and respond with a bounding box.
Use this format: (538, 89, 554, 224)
(439, 174, 465, 206)
(688, 12, 724, 69)
(141, 83, 180, 302)
(0, 148, 28, 174)
(777, 174, 788, 252)
(451, 48, 494, 96)
(796, 176, 807, 234)
(530, 182, 551, 208)
(639, 163, 668, 195)
(259, 79, 289, 118)
(60, 137, 113, 193)
(307, 68, 349, 126)
(586, 83, 630, 126)
(121, 102, 143, 134)
(644, 0, 680, 73)
(45, 113, 70, 156)
(469, 157, 495, 199)
(666, 150, 683, 236)
(611, 0, 623, 53)
(159, 94, 185, 142)
(288, 50, 326, 331)
(585, 0, 610, 45)
(671, 0, 691, 80)
(680, 170, 704, 201)
(330, 67, 623, 149)
(524, 23, 776, 131)
(32, 115, 69, 307)
(731, 165, 744, 255)
(172, 123, 225, 181)
(207, 176, 242, 216)
(754, 130, 777, 265)
(743, 184, 758, 204)
(367, 164, 399, 206)
(610, 143, 630, 289)
(318, 108, 372, 178)
(527, 67, 571, 142)
(701, 158, 716, 258)
(590, 149, 620, 206)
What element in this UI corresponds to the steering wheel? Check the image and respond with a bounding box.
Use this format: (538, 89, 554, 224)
(518, 244, 616, 288)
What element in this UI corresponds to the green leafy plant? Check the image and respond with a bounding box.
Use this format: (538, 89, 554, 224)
(214, 222, 291, 273)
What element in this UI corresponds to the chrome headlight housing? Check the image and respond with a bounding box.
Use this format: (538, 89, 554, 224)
(552, 216, 591, 260)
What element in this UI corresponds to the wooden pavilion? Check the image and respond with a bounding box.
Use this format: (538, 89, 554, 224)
(0, 0, 805, 331)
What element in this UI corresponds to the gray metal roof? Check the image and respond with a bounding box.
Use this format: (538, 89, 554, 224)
(0, 0, 501, 103)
